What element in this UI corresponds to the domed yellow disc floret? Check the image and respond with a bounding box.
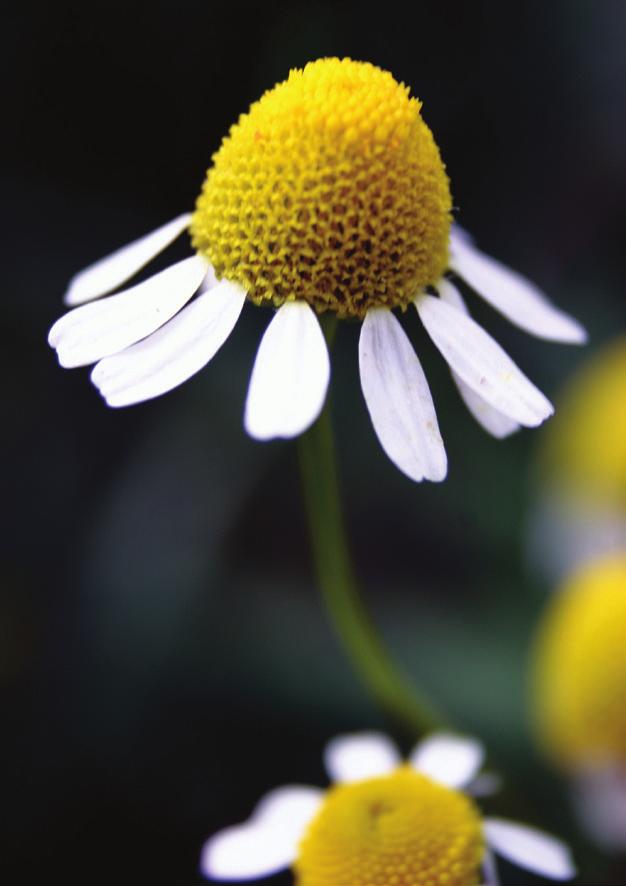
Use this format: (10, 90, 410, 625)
(191, 58, 452, 319)
(294, 767, 484, 886)
(532, 554, 626, 769)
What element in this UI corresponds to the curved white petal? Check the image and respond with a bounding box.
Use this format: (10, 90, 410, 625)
(91, 278, 246, 407)
(359, 308, 447, 483)
(50, 255, 208, 368)
(481, 847, 501, 886)
(416, 294, 553, 427)
(324, 733, 401, 784)
(201, 785, 323, 881)
(244, 301, 330, 440)
(573, 765, 626, 850)
(466, 771, 503, 798)
(64, 213, 192, 306)
(448, 231, 587, 344)
(484, 818, 575, 881)
(410, 733, 485, 789)
(436, 280, 520, 438)
(450, 222, 476, 247)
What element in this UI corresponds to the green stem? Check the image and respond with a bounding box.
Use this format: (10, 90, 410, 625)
(298, 359, 444, 737)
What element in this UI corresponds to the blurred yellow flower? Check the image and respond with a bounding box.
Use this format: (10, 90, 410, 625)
(531, 554, 626, 847)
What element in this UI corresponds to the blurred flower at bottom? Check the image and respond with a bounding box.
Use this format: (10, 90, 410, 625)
(531, 554, 626, 849)
(201, 732, 574, 885)
(528, 336, 626, 581)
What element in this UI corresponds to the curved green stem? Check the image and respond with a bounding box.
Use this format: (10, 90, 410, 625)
(298, 364, 444, 737)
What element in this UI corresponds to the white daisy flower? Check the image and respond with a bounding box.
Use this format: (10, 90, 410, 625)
(48, 58, 586, 483)
(201, 731, 575, 884)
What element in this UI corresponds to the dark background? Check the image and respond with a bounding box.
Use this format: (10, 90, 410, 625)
(3, 1, 625, 883)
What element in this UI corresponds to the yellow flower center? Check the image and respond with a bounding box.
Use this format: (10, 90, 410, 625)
(532, 555, 626, 769)
(191, 58, 452, 319)
(294, 768, 484, 886)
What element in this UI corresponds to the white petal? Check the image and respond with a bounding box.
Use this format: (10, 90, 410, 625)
(573, 765, 626, 850)
(50, 256, 208, 368)
(410, 733, 485, 789)
(359, 308, 447, 483)
(91, 278, 246, 407)
(244, 301, 330, 440)
(200, 786, 323, 881)
(528, 493, 626, 584)
(466, 771, 503, 798)
(484, 818, 576, 881)
(64, 213, 192, 306)
(436, 280, 520, 438)
(324, 733, 401, 784)
(449, 231, 587, 344)
(416, 293, 553, 427)
(481, 848, 501, 886)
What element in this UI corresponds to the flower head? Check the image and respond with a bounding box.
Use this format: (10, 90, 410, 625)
(49, 58, 585, 482)
(531, 554, 626, 847)
(201, 732, 574, 884)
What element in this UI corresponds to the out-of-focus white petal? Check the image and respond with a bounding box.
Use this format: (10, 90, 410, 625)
(359, 308, 447, 483)
(481, 847, 501, 886)
(436, 279, 520, 438)
(573, 765, 626, 850)
(527, 493, 626, 584)
(448, 231, 587, 344)
(64, 213, 192, 306)
(416, 293, 553, 427)
(244, 301, 330, 440)
(466, 771, 503, 798)
(484, 818, 576, 881)
(91, 278, 246, 407)
(50, 255, 208, 368)
(324, 733, 401, 784)
(200, 786, 323, 881)
(410, 733, 485, 789)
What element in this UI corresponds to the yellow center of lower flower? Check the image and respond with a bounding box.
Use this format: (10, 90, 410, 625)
(294, 768, 484, 886)
(532, 555, 626, 769)
(191, 58, 452, 318)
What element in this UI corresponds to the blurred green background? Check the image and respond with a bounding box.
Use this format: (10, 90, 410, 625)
(3, 1, 625, 883)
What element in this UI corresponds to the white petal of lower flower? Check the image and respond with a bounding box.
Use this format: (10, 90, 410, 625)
(91, 278, 246, 407)
(50, 255, 208, 368)
(436, 280, 520, 438)
(573, 765, 626, 850)
(359, 308, 447, 483)
(64, 213, 192, 306)
(244, 301, 330, 440)
(449, 231, 587, 344)
(465, 771, 503, 798)
(484, 818, 576, 881)
(324, 732, 402, 784)
(409, 733, 485, 789)
(481, 847, 501, 886)
(201, 785, 323, 881)
(416, 294, 553, 427)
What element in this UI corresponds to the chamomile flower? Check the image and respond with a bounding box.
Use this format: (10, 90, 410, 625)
(201, 731, 574, 884)
(48, 58, 586, 482)
(529, 336, 626, 580)
(532, 554, 626, 849)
